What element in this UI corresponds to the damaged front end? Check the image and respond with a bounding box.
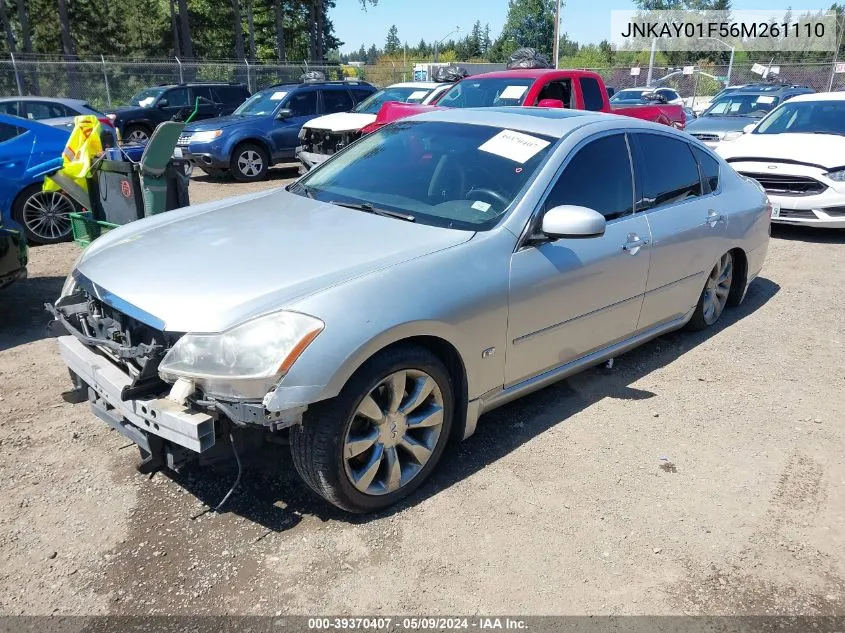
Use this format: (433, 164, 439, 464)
(47, 279, 306, 473)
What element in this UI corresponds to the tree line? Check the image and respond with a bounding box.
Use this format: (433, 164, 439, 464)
(0, 0, 376, 62)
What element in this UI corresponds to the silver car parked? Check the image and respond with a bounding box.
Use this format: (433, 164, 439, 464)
(50, 108, 770, 513)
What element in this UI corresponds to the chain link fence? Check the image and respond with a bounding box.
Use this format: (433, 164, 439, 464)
(1, 54, 843, 111)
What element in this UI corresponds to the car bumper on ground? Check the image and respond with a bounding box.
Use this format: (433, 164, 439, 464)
(296, 148, 329, 174)
(57, 335, 215, 453)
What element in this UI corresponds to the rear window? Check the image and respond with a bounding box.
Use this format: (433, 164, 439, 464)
(634, 133, 702, 210)
(0, 122, 24, 143)
(692, 145, 720, 193)
(0, 101, 20, 116)
(580, 77, 605, 111)
(213, 85, 250, 104)
(321, 88, 354, 114)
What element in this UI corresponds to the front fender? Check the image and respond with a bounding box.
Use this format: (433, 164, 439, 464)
(262, 230, 517, 413)
(262, 319, 472, 413)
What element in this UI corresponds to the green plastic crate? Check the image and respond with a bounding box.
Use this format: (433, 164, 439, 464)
(69, 212, 119, 247)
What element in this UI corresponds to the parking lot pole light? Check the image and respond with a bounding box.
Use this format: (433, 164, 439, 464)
(101, 54, 112, 108)
(434, 27, 460, 64)
(701, 37, 734, 87)
(9, 52, 22, 96)
(553, 0, 561, 69)
(646, 38, 657, 87)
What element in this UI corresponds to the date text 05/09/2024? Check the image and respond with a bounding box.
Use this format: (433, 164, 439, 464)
(307, 617, 528, 630)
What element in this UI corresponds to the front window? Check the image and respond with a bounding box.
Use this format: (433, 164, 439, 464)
(702, 93, 780, 118)
(354, 87, 436, 114)
(436, 78, 535, 108)
(129, 88, 165, 107)
(234, 89, 291, 116)
(754, 100, 845, 136)
(293, 121, 557, 231)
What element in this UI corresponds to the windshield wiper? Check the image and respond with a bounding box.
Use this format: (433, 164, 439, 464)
(289, 181, 317, 198)
(329, 201, 415, 222)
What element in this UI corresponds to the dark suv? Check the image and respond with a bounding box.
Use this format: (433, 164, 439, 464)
(109, 82, 251, 143)
(178, 79, 377, 181)
(686, 82, 814, 147)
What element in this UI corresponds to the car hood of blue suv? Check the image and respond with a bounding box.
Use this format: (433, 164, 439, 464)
(185, 114, 264, 133)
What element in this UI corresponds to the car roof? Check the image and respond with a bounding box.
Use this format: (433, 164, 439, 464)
(409, 106, 628, 138)
(0, 96, 89, 105)
(388, 82, 447, 89)
(731, 83, 812, 95)
(785, 91, 845, 103)
(465, 68, 602, 81)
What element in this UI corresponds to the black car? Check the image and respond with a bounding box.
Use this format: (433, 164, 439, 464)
(109, 83, 251, 143)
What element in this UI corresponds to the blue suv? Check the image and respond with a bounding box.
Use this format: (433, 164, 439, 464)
(177, 80, 377, 181)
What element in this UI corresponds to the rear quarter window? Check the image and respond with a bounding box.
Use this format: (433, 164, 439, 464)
(633, 133, 702, 210)
(692, 145, 720, 193)
(580, 77, 605, 111)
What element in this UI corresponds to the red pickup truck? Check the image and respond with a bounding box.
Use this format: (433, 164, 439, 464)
(361, 69, 686, 134)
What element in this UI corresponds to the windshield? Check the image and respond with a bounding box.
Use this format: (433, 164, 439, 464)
(436, 78, 535, 108)
(611, 89, 651, 102)
(129, 88, 165, 107)
(754, 100, 845, 136)
(234, 89, 289, 116)
(354, 86, 435, 114)
(294, 121, 556, 230)
(703, 93, 780, 118)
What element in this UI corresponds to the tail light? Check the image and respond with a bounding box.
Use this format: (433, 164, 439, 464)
(98, 117, 115, 129)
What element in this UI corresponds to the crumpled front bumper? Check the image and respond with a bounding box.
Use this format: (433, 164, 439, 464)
(295, 148, 329, 174)
(57, 335, 215, 453)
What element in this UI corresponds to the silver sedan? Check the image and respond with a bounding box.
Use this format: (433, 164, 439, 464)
(50, 108, 770, 513)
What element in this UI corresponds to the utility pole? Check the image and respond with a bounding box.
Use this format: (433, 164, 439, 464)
(553, 0, 561, 68)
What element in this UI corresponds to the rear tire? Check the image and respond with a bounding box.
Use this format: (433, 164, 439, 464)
(123, 124, 151, 144)
(687, 251, 734, 331)
(230, 142, 269, 182)
(12, 184, 77, 245)
(290, 345, 454, 513)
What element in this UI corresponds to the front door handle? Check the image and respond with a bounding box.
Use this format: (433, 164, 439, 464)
(707, 209, 724, 228)
(622, 233, 649, 255)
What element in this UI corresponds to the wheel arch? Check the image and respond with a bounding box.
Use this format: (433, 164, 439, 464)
(230, 136, 273, 159)
(726, 246, 748, 307)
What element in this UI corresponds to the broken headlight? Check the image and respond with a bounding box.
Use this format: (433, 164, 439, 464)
(158, 311, 324, 399)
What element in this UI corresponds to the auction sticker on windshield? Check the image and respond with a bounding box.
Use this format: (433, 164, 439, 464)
(757, 95, 776, 104)
(499, 85, 528, 100)
(408, 90, 429, 100)
(479, 129, 551, 164)
(271, 91, 288, 101)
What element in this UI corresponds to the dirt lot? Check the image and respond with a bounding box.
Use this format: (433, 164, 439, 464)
(0, 167, 843, 617)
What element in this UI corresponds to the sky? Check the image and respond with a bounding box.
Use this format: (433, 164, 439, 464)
(330, 0, 834, 53)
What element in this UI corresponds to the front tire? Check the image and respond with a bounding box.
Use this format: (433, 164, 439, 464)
(12, 184, 77, 245)
(230, 142, 269, 182)
(687, 251, 734, 331)
(290, 345, 454, 513)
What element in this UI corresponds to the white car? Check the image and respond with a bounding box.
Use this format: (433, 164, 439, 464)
(297, 82, 449, 172)
(610, 87, 683, 106)
(715, 92, 845, 229)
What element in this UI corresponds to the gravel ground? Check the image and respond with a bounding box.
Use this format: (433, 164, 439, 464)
(0, 170, 843, 617)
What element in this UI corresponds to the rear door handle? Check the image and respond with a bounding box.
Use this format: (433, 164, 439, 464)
(707, 209, 724, 228)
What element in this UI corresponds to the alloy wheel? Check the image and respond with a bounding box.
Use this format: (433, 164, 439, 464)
(702, 252, 733, 325)
(342, 370, 445, 496)
(237, 150, 264, 178)
(22, 191, 74, 242)
(126, 128, 149, 143)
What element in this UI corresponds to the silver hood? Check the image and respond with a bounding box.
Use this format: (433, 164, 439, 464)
(76, 188, 472, 333)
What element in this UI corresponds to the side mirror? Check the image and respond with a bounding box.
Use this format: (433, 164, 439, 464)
(156, 98, 168, 108)
(537, 98, 564, 109)
(276, 108, 293, 120)
(541, 205, 606, 239)
(743, 123, 756, 134)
